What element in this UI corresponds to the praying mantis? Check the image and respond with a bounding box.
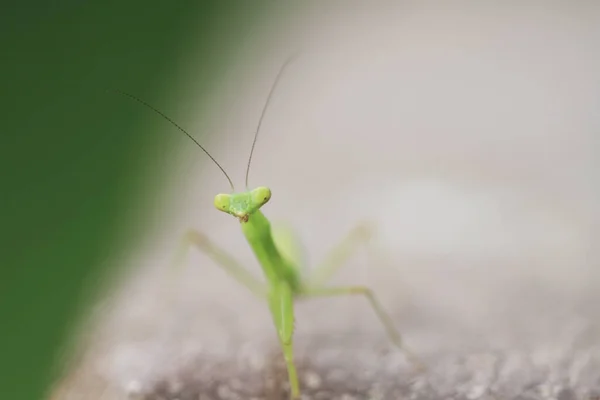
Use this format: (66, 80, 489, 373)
(116, 56, 424, 399)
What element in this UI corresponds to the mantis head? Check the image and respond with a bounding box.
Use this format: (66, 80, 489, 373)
(214, 186, 272, 223)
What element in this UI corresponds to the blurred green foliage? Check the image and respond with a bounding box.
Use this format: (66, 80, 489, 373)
(0, 2, 267, 399)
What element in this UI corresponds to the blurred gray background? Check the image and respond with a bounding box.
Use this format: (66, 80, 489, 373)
(52, 4, 600, 400)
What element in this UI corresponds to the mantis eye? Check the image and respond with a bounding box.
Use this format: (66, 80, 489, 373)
(251, 186, 271, 207)
(214, 194, 231, 212)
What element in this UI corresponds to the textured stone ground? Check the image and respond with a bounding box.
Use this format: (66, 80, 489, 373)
(119, 286, 600, 400)
(139, 344, 600, 400)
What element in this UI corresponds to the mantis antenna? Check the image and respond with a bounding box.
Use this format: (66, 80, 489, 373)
(244, 55, 298, 189)
(109, 89, 236, 192)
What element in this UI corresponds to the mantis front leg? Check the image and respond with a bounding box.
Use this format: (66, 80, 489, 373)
(172, 230, 301, 397)
(172, 229, 268, 299)
(269, 280, 300, 399)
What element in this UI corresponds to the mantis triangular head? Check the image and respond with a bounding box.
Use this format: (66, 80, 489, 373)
(214, 186, 272, 223)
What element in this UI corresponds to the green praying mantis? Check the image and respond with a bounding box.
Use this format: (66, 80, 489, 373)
(116, 56, 424, 399)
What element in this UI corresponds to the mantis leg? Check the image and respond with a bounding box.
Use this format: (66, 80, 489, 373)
(298, 286, 425, 372)
(172, 229, 268, 299)
(306, 222, 374, 288)
(268, 281, 300, 399)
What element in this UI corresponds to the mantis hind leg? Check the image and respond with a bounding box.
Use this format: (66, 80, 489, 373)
(298, 286, 425, 372)
(171, 229, 268, 299)
(301, 222, 425, 371)
(306, 221, 374, 288)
